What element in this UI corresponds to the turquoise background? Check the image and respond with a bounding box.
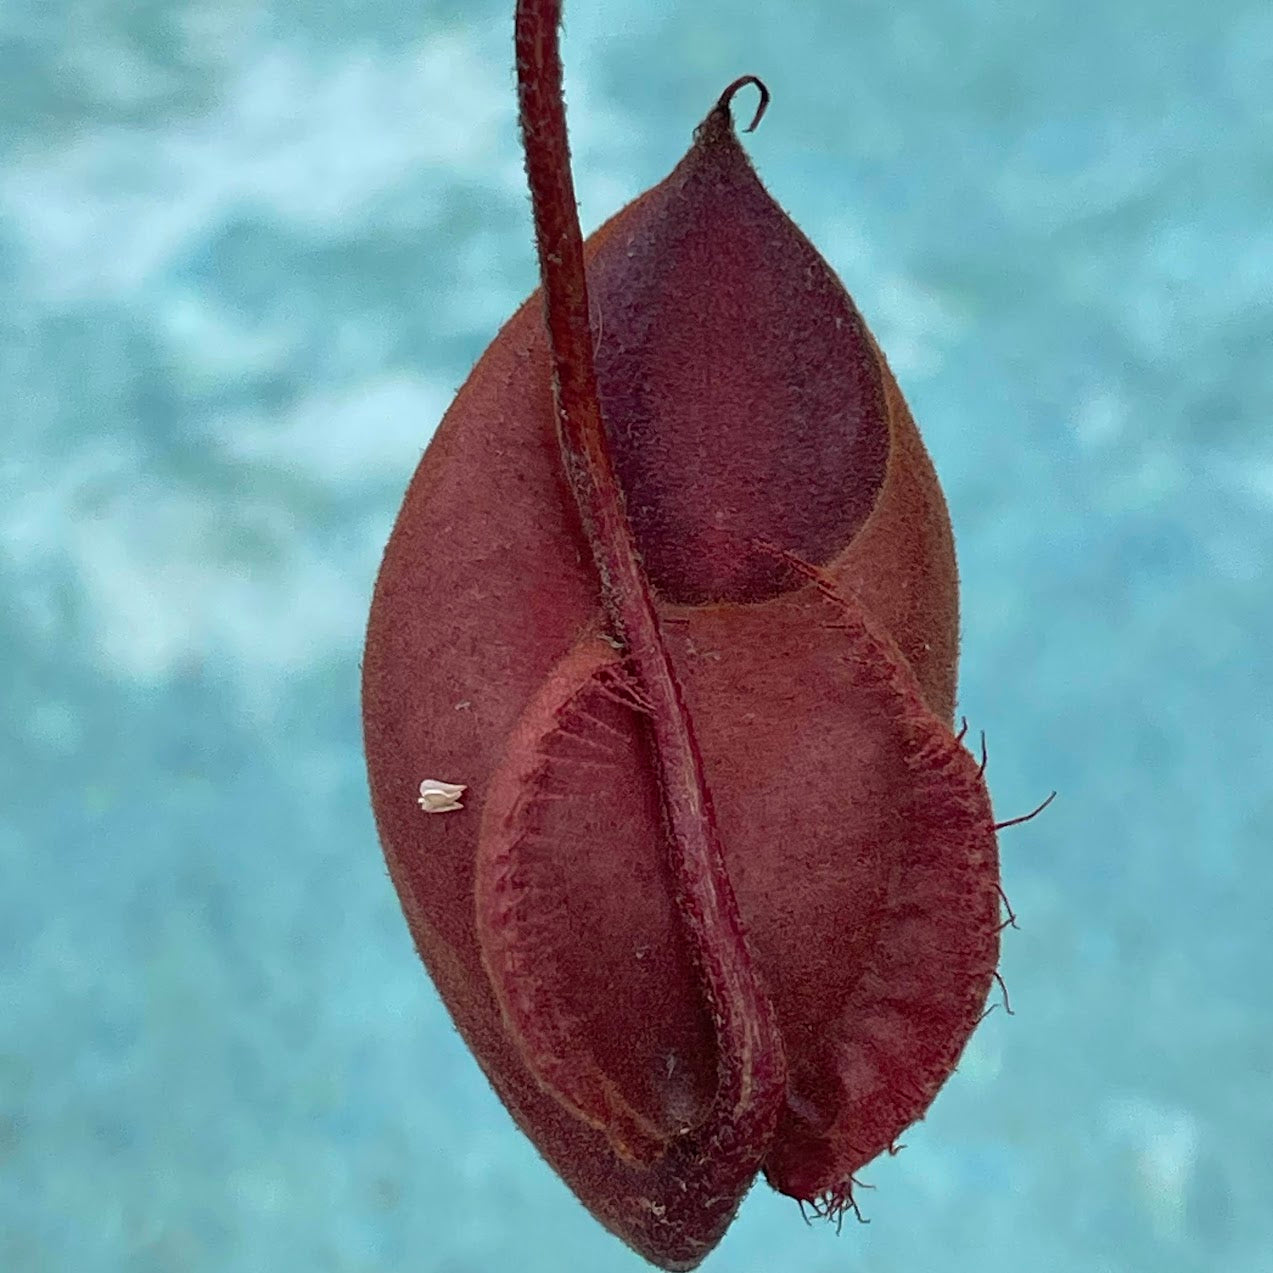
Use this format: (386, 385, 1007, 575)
(4, 1, 1270, 1269)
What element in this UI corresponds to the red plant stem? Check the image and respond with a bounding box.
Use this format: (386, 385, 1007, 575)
(514, 0, 785, 1176)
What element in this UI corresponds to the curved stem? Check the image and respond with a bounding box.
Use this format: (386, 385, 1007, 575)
(514, 0, 785, 1191)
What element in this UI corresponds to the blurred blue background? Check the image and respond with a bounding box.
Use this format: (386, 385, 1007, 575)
(3, 1, 1270, 1269)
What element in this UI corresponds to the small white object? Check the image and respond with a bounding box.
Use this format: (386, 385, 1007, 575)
(417, 779, 466, 813)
